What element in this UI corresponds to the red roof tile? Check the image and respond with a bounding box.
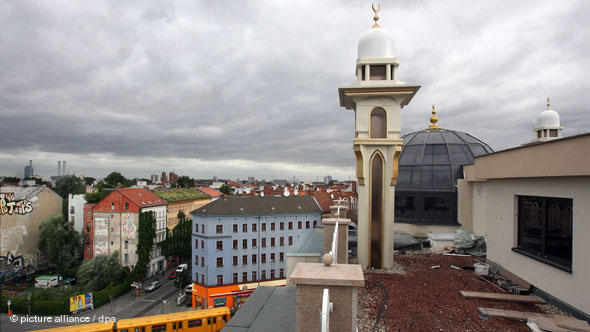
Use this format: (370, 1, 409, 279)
(198, 187, 223, 197)
(119, 188, 166, 207)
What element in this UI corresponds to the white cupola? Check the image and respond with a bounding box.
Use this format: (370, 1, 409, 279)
(533, 97, 563, 142)
(354, 4, 401, 83)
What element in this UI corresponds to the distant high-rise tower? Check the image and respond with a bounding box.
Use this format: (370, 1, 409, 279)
(62, 161, 66, 175)
(533, 98, 563, 142)
(338, 5, 420, 269)
(58, 161, 62, 176)
(24, 160, 34, 178)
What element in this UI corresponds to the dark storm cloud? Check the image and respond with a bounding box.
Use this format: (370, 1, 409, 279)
(1, 0, 589, 179)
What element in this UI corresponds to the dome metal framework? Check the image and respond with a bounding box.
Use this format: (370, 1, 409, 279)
(395, 128, 493, 225)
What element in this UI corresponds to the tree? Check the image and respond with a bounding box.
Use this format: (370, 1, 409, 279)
(54, 175, 85, 216)
(174, 269, 190, 290)
(134, 211, 156, 281)
(77, 252, 125, 291)
(104, 172, 126, 188)
(84, 177, 96, 186)
(219, 184, 231, 195)
(176, 176, 194, 188)
(159, 212, 191, 261)
(329, 180, 335, 186)
(84, 190, 110, 204)
(38, 215, 82, 273)
(2, 176, 20, 184)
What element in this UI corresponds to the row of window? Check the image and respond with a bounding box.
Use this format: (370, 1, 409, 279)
(199, 269, 285, 285)
(195, 252, 285, 268)
(196, 236, 294, 251)
(195, 220, 317, 234)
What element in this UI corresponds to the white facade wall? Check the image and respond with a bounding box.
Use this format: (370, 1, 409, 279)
(68, 194, 86, 233)
(476, 177, 590, 315)
(141, 205, 167, 276)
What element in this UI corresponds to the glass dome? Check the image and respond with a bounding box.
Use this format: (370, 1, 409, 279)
(395, 128, 493, 225)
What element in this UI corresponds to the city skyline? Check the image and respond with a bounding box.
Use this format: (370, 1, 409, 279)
(1, 1, 588, 180)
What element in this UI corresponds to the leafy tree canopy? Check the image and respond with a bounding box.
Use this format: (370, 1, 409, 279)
(104, 172, 127, 188)
(77, 251, 126, 291)
(176, 176, 194, 188)
(219, 184, 231, 195)
(38, 215, 82, 273)
(159, 212, 191, 259)
(133, 211, 156, 281)
(54, 175, 85, 198)
(84, 190, 110, 204)
(84, 176, 96, 186)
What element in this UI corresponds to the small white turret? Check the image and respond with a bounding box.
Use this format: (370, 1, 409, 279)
(533, 97, 563, 142)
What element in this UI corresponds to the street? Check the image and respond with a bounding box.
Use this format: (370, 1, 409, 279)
(0, 276, 195, 332)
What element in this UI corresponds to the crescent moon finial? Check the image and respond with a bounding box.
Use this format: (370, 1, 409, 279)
(371, 2, 381, 28)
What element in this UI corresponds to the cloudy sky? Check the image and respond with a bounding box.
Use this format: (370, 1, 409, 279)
(1, 0, 588, 181)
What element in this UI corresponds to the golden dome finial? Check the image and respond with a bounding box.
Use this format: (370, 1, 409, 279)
(546, 97, 551, 109)
(372, 2, 381, 28)
(428, 104, 440, 130)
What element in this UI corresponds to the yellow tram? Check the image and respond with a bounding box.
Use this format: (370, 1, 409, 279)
(27, 307, 230, 332)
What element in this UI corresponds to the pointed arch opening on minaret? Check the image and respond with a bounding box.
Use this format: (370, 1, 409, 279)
(369, 150, 385, 268)
(370, 107, 387, 138)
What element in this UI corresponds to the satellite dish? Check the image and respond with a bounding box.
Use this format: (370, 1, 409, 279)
(294, 188, 299, 195)
(246, 188, 251, 194)
(331, 193, 334, 199)
(284, 188, 290, 197)
(260, 192, 265, 197)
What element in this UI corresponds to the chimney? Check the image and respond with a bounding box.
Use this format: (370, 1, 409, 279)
(63, 161, 66, 175)
(58, 161, 61, 176)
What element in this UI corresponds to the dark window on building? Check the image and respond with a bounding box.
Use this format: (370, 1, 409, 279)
(233, 240, 238, 249)
(216, 225, 223, 234)
(217, 275, 223, 285)
(195, 223, 199, 233)
(252, 223, 257, 232)
(270, 253, 275, 262)
(370, 107, 387, 138)
(233, 224, 238, 233)
(261, 270, 266, 280)
(280, 222, 284, 230)
(233, 273, 238, 283)
(242, 255, 247, 265)
(313, 220, 317, 228)
(271, 238, 275, 247)
(270, 269, 275, 279)
(243, 272, 248, 282)
(201, 257, 204, 267)
(201, 274, 204, 284)
(280, 268, 284, 278)
(288, 222, 293, 230)
(195, 255, 199, 265)
(201, 224, 205, 233)
(201, 240, 204, 249)
(216, 241, 223, 251)
(298, 221, 302, 229)
(262, 223, 267, 231)
(252, 254, 257, 264)
(243, 239, 247, 249)
(252, 271, 257, 280)
(233, 256, 238, 266)
(243, 224, 248, 232)
(195, 239, 199, 248)
(550, 129, 558, 137)
(370, 65, 386, 80)
(261, 254, 266, 263)
(305, 221, 310, 229)
(271, 223, 275, 231)
(216, 257, 223, 267)
(288, 236, 293, 245)
(262, 238, 267, 247)
(124, 202, 129, 211)
(280, 252, 284, 262)
(515, 195, 572, 271)
(280, 237, 284, 246)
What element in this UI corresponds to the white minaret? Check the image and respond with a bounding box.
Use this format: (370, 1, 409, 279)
(533, 97, 563, 142)
(338, 5, 420, 269)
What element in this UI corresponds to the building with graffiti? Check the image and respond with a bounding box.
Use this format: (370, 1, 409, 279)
(0, 186, 62, 269)
(91, 188, 167, 276)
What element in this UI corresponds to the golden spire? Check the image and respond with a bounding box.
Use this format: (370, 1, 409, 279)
(372, 2, 381, 28)
(428, 104, 440, 130)
(546, 97, 551, 109)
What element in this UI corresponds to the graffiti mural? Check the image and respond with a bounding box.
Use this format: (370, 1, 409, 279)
(0, 193, 33, 215)
(121, 213, 136, 239)
(93, 217, 109, 257)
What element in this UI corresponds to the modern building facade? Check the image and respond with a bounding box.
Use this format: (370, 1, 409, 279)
(190, 196, 322, 306)
(338, 9, 420, 269)
(458, 133, 590, 318)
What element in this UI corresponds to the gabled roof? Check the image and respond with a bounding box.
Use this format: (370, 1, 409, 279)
(152, 188, 209, 203)
(192, 196, 321, 215)
(198, 187, 223, 197)
(119, 188, 166, 207)
(312, 191, 333, 212)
